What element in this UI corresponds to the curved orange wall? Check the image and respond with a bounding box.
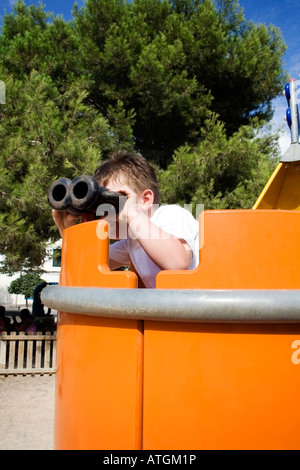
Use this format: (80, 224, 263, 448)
(55, 212, 300, 450)
(149, 210, 300, 449)
(55, 220, 142, 450)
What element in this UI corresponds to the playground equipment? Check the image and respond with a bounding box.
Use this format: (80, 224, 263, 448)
(253, 78, 300, 210)
(42, 80, 300, 450)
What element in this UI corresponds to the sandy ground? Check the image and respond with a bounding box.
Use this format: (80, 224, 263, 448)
(0, 374, 55, 450)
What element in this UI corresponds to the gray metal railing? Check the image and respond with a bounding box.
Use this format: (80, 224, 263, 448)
(42, 286, 300, 323)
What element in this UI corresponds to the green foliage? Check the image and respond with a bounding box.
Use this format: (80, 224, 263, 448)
(159, 117, 280, 210)
(0, 0, 288, 273)
(0, 67, 122, 272)
(8, 272, 45, 301)
(72, 0, 287, 162)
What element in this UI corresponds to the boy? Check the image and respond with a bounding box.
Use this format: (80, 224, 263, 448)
(53, 151, 199, 288)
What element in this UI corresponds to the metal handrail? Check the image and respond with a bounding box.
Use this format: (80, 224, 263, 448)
(41, 286, 300, 323)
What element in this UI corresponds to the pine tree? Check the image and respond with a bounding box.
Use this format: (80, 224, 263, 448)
(0, 68, 133, 273)
(0, 0, 288, 273)
(73, 0, 287, 164)
(159, 117, 281, 210)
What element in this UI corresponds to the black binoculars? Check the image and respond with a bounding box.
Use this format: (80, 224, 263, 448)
(48, 175, 126, 217)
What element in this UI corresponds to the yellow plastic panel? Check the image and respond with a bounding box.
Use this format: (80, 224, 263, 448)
(253, 162, 300, 210)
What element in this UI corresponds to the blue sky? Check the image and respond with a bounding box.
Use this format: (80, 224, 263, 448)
(239, 0, 300, 152)
(0, 0, 79, 21)
(0, 0, 298, 152)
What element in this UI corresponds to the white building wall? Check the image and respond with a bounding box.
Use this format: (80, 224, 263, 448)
(0, 240, 61, 309)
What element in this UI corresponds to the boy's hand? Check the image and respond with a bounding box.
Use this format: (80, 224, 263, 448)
(52, 210, 79, 237)
(103, 182, 151, 239)
(118, 191, 140, 225)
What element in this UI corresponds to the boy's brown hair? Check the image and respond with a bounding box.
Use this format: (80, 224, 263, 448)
(94, 150, 160, 204)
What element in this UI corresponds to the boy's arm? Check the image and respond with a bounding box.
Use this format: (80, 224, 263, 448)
(52, 202, 192, 271)
(127, 211, 192, 271)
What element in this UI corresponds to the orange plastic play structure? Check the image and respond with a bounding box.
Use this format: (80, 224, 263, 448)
(56, 221, 141, 450)
(54, 211, 300, 450)
(148, 210, 300, 450)
(156, 209, 300, 289)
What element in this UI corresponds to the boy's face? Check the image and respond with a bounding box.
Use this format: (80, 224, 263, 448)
(105, 179, 138, 201)
(99, 178, 154, 240)
(101, 178, 140, 240)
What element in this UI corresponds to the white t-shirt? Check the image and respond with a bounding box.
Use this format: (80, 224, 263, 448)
(109, 205, 199, 288)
